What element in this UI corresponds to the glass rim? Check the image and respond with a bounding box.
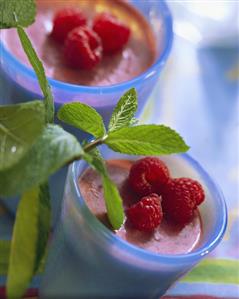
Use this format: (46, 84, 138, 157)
(0, 0, 173, 95)
(70, 153, 227, 265)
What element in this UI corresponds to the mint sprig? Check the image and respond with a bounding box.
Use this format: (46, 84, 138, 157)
(59, 89, 189, 231)
(7, 184, 50, 299)
(0, 101, 45, 171)
(0, 0, 36, 29)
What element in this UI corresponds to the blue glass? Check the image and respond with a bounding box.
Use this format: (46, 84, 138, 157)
(40, 147, 227, 298)
(0, 1, 173, 219)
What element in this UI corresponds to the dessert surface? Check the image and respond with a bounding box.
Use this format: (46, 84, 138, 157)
(79, 159, 202, 255)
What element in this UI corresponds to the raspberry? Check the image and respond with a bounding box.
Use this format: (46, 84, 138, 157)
(129, 157, 170, 197)
(127, 193, 163, 231)
(161, 179, 199, 225)
(93, 13, 130, 54)
(51, 8, 87, 42)
(174, 178, 205, 206)
(63, 26, 103, 70)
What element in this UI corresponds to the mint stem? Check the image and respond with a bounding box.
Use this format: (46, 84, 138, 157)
(16, 25, 54, 124)
(62, 136, 107, 165)
(83, 135, 108, 153)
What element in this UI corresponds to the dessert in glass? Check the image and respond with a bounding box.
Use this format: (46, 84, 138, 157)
(40, 146, 227, 298)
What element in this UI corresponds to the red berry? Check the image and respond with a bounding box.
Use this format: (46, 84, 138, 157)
(127, 193, 163, 231)
(51, 8, 87, 43)
(63, 26, 103, 70)
(93, 13, 130, 54)
(161, 179, 198, 225)
(129, 157, 170, 197)
(174, 178, 205, 206)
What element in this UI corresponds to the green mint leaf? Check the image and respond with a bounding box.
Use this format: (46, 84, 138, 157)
(83, 149, 124, 230)
(105, 125, 190, 155)
(58, 102, 105, 138)
(0, 101, 45, 171)
(16, 25, 54, 123)
(83, 148, 107, 175)
(102, 176, 124, 230)
(0, 124, 83, 196)
(108, 88, 137, 132)
(129, 117, 139, 126)
(0, 240, 10, 275)
(35, 183, 51, 272)
(0, 239, 45, 276)
(0, 0, 36, 29)
(6, 184, 50, 299)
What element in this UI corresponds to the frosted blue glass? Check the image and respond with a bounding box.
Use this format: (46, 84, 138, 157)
(40, 147, 227, 298)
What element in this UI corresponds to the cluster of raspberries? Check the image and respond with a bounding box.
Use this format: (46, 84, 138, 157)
(51, 8, 131, 69)
(126, 157, 205, 231)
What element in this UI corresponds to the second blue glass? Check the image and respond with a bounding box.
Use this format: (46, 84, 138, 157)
(40, 147, 227, 298)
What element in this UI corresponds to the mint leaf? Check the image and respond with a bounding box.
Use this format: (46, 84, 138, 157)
(0, 101, 45, 171)
(35, 183, 51, 272)
(58, 102, 105, 138)
(0, 125, 83, 196)
(129, 117, 139, 126)
(83, 149, 124, 230)
(7, 184, 50, 299)
(83, 148, 107, 175)
(106, 125, 189, 155)
(108, 88, 137, 132)
(16, 25, 54, 123)
(0, 0, 36, 29)
(0, 239, 45, 276)
(102, 176, 124, 230)
(0, 240, 10, 275)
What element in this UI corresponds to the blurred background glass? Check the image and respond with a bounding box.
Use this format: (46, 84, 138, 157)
(170, 0, 239, 47)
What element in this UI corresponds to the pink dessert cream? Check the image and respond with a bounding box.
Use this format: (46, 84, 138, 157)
(79, 158, 204, 255)
(2, 0, 157, 86)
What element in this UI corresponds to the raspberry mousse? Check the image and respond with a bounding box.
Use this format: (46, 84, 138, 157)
(79, 159, 203, 255)
(1, 0, 156, 86)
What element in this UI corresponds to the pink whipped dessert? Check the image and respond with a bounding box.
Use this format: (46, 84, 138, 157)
(79, 159, 202, 255)
(2, 0, 156, 86)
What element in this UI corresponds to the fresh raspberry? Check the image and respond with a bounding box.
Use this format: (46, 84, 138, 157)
(161, 179, 198, 225)
(51, 8, 87, 42)
(93, 13, 130, 54)
(127, 193, 163, 231)
(63, 26, 103, 70)
(174, 178, 205, 206)
(128, 157, 170, 197)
